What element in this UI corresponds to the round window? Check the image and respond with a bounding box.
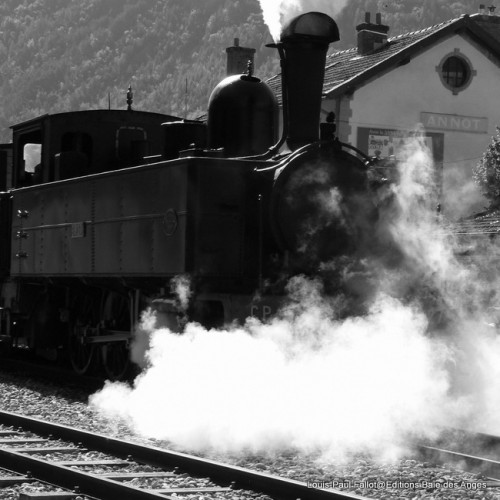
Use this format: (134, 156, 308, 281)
(437, 52, 475, 94)
(442, 56, 469, 88)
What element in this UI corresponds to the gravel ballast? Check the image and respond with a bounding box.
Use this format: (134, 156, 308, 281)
(1, 369, 499, 500)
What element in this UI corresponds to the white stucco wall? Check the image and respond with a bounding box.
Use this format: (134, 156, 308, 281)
(323, 32, 500, 219)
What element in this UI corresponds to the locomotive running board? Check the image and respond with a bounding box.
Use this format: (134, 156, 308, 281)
(83, 331, 132, 344)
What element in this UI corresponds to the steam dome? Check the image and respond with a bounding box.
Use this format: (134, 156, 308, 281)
(207, 73, 278, 157)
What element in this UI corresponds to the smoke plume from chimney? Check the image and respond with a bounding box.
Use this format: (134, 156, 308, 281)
(258, 0, 349, 41)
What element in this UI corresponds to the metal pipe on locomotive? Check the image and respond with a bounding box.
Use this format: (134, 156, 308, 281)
(0, 12, 379, 378)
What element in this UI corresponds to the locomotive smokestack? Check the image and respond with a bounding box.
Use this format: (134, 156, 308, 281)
(277, 12, 339, 151)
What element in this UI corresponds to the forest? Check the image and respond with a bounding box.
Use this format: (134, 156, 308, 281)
(0, 0, 481, 142)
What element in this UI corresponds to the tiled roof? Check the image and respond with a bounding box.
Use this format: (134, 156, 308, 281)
(267, 14, 500, 102)
(324, 19, 458, 94)
(474, 14, 500, 41)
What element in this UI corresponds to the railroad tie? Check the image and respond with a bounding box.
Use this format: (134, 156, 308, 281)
(0, 475, 37, 486)
(18, 493, 82, 500)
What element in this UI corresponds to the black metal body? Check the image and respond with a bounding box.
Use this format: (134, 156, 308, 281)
(0, 192, 11, 281)
(0, 12, 380, 375)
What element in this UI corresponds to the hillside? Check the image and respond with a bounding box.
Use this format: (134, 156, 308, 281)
(0, 0, 277, 142)
(0, 0, 479, 143)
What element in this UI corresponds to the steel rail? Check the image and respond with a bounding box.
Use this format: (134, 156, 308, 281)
(0, 410, 369, 500)
(418, 428, 500, 482)
(0, 447, 175, 500)
(419, 445, 500, 480)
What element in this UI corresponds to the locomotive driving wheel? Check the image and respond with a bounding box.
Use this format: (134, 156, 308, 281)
(69, 323, 96, 375)
(101, 341, 130, 380)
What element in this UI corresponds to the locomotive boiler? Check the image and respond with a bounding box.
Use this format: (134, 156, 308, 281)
(0, 12, 379, 378)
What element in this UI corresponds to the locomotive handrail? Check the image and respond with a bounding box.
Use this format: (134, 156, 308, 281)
(253, 141, 323, 173)
(337, 141, 374, 167)
(253, 139, 373, 174)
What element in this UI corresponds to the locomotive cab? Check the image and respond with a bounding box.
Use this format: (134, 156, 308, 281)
(11, 109, 181, 187)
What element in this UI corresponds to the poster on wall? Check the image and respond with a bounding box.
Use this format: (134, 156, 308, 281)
(361, 128, 434, 160)
(357, 127, 444, 184)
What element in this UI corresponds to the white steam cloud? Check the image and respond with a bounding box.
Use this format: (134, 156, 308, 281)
(92, 293, 452, 458)
(90, 134, 500, 460)
(258, 0, 349, 41)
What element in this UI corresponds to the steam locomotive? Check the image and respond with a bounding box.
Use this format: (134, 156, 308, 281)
(0, 12, 381, 378)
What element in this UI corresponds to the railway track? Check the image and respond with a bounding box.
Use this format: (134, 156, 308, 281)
(0, 410, 369, 500)
(418, 428, 500, 484)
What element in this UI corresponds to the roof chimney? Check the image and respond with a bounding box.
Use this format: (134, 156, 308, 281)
(356, 12, 389, 55)
(488, 5, 496, 15)
(479, 4, 486, 14)
(225, 38, 256, 76)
